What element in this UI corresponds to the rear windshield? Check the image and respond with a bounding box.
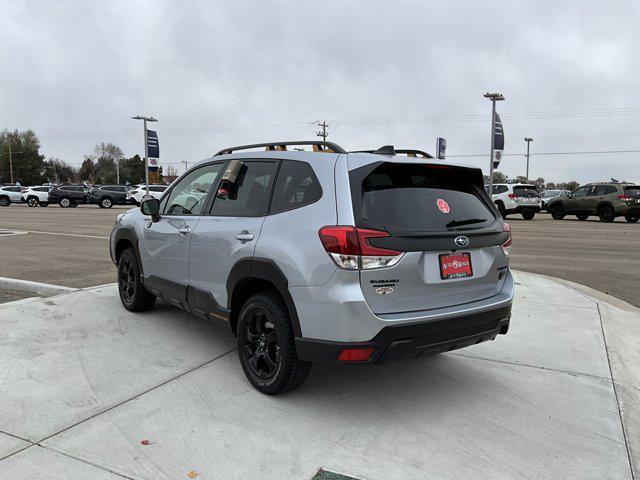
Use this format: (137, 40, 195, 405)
(352, 163, 495, 232)
(513, 186, 540, 197)
(624, 186, 640, 197)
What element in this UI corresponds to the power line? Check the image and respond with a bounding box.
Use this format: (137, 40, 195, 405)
(448, 149, 640, 158)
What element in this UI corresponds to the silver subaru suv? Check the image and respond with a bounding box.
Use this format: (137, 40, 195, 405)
(110, 141, 514, 394)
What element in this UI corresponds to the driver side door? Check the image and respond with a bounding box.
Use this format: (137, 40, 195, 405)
(564, 186, 591, 213)
(139, 162, 225, 307)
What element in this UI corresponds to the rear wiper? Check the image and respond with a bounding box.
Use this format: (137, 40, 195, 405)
(445, 218, 487, 228)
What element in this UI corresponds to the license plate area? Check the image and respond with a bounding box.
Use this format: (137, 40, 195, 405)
(439, 252, 473, 280)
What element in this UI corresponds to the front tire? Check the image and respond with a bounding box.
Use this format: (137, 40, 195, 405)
(59, 197, 71, 208)
(100, 197, 113, 209)
(522, 211, 536, 220)
(598, 206, 615, 223)
(625, 214, 639, 223)
(27, 197, 39, 207)
(550, 204, 565, 220)
(117, 247, 156, 312)
(237, 292, 312, 395)
(0, 197, 10, 207)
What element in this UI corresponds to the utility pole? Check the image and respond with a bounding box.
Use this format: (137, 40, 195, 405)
(315, 120, 329, 141)
(116, 156, 120, 185)
(483, 92, 505, 195)
(132, 115, 158, 196)
(524, 137, 533, 181)
(182, 160, 188, 173)
(8, 142, 14, 184)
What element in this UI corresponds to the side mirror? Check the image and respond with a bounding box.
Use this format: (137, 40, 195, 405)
(141, 197, 161, 222)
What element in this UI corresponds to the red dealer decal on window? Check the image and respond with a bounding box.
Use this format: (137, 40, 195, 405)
(437, 198, 450, 213)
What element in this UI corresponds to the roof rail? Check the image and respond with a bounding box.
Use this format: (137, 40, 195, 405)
(214, 140, 347, 156)
(350, 146, 434, 159)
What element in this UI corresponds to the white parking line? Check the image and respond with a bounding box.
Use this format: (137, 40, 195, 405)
(0, 229, 109, 240)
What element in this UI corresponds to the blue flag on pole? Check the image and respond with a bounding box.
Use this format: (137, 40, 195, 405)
(147, 130, 159, 158)
(493, 113, 504, 168)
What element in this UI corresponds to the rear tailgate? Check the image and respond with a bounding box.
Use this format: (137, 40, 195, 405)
(349, 161, 509, 315)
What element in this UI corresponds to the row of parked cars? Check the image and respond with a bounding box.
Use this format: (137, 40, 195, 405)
(0, 183, 168, 208)
(490, 182, 640, 222)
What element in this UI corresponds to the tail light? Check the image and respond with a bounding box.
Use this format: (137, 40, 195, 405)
(501, 223, 512, 256)
(318, 226, 404, 270)
(618, 194, 632, 202)
(508, 193, 518, 199)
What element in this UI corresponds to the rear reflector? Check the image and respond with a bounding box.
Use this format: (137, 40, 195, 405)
(318, 226, 404, 270)
(337, 347, 375, 362)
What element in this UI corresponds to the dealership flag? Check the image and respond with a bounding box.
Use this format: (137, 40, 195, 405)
(436, 137, 447, 159)
(493, 113, 504, 169)
(147, 130, 159, 158)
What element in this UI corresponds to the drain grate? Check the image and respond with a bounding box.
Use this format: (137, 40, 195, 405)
(312, 470, 363, 480)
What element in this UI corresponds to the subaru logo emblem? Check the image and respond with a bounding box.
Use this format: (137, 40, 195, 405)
(454, 235, 470, 248)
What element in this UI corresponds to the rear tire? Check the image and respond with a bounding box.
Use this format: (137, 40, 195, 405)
(625, 214, 639, 223)
(522, 211, 535, 220)
(59, 197, 71, 208)
(39, 202, 48, 207)
(550, 205, 565, 220)
(237, 292, 312, 395)
(576, 214, 589, 221)
(598, 206, 615, 223)
(27, 197, 39, 207)
(117, 247, 156, 312)
(0, 196, 10, 207)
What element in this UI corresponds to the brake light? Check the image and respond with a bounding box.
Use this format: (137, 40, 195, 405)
(618, 194, 632, 202)
(318, 226, 404, 270)
(337, 347, 374, 362)
(508, 194, 517, 199)
(501, 223, 512, 256)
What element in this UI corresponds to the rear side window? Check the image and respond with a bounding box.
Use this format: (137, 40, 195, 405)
(624, 186, 640, 198)
(351, 163, 494, 232)
(211, 161, 276, 217)
(513, 186, 540, 197)
(492, 185, 508, 194)
(149, 186, 166, 192)
(270, 160, 322, 214)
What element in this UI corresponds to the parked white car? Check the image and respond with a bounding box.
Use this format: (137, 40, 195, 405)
(126, 185, 167, 205)
(21, 186, 51, 207)
(0, 185, 25, 206)
(491, 183, 542, 220)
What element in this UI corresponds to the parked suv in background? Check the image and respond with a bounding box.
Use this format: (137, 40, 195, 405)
(88, 185, 129, 208)
(540, 189, 570, 211)
(548, 182, 640, 223)
(126, 184, 168, 205)
(491, 183, 542, 220)
(0, 185, 24, 206)
(111, 141, 513, 394)
(21, 186, 51, 207)
(48, 184, 89, 208)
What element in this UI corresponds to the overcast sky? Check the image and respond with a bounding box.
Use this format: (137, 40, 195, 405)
(2, 0, 639, 183)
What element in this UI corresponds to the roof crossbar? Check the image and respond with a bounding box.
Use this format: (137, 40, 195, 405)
(214, 140, 347, 156)
(350, 146, 434, 159)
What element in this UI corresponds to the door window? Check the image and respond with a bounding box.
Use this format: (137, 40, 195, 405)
(571, 186, 590, 198)
(211, 161, 276, 217)
(270, 160, 322, 214)
(161, 163, 224, 215)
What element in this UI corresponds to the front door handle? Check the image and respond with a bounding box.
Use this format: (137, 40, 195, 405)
(236, 230, 254, 242)
(179, 226, 192, 236)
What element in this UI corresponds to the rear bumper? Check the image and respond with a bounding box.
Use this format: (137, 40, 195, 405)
(296, 304, 511, 364)
(506, 205, 541, 214)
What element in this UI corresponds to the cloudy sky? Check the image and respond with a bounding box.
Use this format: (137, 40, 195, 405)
(2, 0, 639, 183)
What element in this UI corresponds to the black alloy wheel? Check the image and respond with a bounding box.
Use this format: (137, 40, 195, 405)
(598, 206, 615, 223)
(117, 247, 156, 311)
(27, 197, 39, 207)
(625, 214, 639, 223)
(237, 292, 312, 395)
(550, 205, 565, 220)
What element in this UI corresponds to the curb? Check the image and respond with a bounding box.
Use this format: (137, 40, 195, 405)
(0, 276, 78, 296)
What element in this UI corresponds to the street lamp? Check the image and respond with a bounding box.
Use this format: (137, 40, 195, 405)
(132, 115, 158, 196)
(524, 137, 533, 181)
(483, 92, 505, 195)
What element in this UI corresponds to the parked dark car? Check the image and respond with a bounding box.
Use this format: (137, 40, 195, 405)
(48, 184, 89, 208)
(88, 185, 129, 208)
(548, 182, 640, 222)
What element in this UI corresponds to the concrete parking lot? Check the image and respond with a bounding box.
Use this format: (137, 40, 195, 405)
(0, 271, 637, 479)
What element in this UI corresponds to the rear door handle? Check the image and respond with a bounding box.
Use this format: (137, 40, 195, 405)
(236, 231, 254, 242)
(179, 226, 192, 236)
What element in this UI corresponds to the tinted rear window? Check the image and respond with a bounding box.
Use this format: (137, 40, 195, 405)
(625, 186, 640, 197)
(513, 186, 540, 197)
(352, 163, 494, 232)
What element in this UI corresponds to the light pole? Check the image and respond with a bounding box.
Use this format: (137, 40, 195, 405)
(483, 92, 505, 196)
(182, 160, 188, 173)
(524, 137, 533, 181)
(131, 115, 158, 196)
